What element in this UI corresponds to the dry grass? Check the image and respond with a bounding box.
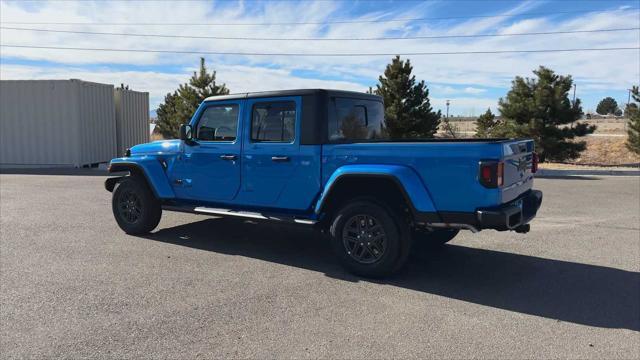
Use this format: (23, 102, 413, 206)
(571, 136, 639, 166)
(445, 118, 630, 135)
(539, 162, 638, 170)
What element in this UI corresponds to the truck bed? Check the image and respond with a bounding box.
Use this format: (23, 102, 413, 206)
(321, 139, 534, 213)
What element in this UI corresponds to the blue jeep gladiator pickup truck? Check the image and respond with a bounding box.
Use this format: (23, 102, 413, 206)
(106, 89, 542, 277)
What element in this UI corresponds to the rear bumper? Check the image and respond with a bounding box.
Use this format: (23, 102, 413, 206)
(420, 190, 543, 232)
(476, 190, 543, 231)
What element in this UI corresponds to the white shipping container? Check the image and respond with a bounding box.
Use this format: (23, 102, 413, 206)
(0, 79, 118, 168)
(114, 88, 150, 156)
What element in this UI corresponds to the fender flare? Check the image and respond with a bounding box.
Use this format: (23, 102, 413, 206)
(314, 164, 438, 218)
(107, 157, 175, 199)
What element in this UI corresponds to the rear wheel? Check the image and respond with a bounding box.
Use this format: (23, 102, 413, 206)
(329, 200, 411, 278)
(112, 176, 162, 234)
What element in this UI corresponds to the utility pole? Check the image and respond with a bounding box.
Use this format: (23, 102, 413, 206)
(446, 100, 450, 118)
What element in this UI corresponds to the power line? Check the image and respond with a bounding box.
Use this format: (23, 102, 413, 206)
(2, 26, 637, 41)
(0, 0, 470, 1)
(1, 8, 637, 26)
(2, 44, 638, 56)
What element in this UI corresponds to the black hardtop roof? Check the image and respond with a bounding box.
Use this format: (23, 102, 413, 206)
(203, 88, 381, 102)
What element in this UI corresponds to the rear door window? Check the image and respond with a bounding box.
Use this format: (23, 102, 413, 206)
(251, 101, 296, 142)
(329, 98, 388, 141)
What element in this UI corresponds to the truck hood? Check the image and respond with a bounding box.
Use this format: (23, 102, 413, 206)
(130, 140, 181, 155)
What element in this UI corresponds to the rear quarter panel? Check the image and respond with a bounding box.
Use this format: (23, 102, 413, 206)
(322, 142, 504, 212)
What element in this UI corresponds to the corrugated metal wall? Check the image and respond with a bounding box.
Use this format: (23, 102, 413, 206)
(114, 88, 149, 156)
(1, 80, 82, 167)
(76, 80, 117, 166)
(1, 79, 147, 168)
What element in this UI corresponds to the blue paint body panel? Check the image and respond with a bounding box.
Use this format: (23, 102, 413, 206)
(110, 156, 176, 199)
(315, 164, 436, 214)
(108, 94, 538, 223)
(172, 99, 244, 202)
(320, 142, 507, 212)
(235, 96, 322, 210)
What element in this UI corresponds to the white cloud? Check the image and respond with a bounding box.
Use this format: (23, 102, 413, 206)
(430, 84, 457, 95)
(429, 85, 487, 96)
(0, 63, 366, 108)
(0, 0, 638, 113)
(463, 87, 487, 94)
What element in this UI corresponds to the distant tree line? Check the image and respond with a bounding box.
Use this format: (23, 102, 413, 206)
(156, 57, 638, 161)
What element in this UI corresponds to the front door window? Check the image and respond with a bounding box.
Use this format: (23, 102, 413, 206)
(196, 105, 239, 142)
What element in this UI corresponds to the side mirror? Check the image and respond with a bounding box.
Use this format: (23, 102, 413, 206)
(179, 124, 193, 141)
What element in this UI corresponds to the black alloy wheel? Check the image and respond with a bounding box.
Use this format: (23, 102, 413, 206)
(342, 214, 387, 264)
(112, 176, 162, 234)
(117, 189, 143, 224)
(329, 199, 411, 278)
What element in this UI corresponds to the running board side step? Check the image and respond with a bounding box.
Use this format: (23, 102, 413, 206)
(162, 205, 318, 225)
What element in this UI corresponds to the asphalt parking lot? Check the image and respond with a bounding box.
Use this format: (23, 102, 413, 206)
(1, 171, 639, 359)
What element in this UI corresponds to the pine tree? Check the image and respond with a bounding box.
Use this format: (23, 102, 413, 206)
(474, 108, 497, 138)
(626, 86, 640, 155)
(374, 56, 441, 138)
(498, 66, 595, 162)
(596, 97, 619, 115)
(155, 58, 229, 139)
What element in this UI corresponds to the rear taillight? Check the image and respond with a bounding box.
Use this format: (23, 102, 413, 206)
(531, 152, 539, 173)
(479, 161, 504, 188)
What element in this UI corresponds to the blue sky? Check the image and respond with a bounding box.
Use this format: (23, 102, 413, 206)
(1, 0, 639, 116)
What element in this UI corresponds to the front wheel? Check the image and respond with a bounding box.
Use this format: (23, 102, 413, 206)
(112, 176, 162, 235)
(329, 200, 411, 278)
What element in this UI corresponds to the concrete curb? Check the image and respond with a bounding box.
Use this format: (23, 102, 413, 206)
(537, 168, 640, 177)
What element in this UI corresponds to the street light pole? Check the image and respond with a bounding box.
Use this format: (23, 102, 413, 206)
(446, 100, 450, 118)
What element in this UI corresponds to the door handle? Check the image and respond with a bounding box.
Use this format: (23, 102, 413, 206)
(271, 156, 290, 162)
(220, 154, 237, 161)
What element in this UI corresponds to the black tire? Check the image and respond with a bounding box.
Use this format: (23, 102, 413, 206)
(112, 176, 162, 235)
(413, 228, 459, 247)
(329, 199, 411, 278)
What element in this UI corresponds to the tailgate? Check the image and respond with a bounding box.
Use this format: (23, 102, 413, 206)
(501, 139, 535, 203)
